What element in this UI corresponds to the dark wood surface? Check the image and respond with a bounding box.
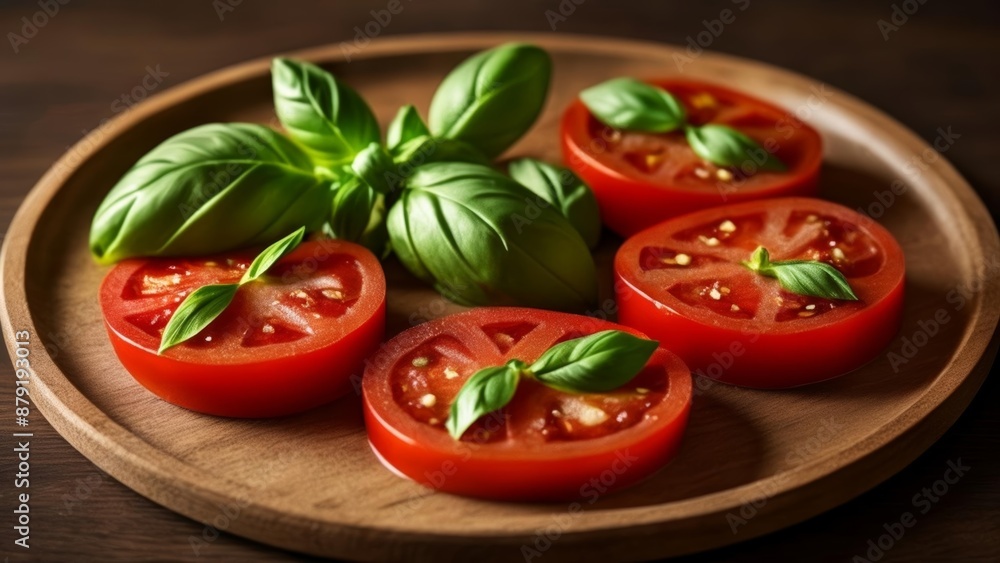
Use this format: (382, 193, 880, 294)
(1, 1, 997, 561)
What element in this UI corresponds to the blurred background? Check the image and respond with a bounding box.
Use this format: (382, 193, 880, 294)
(1, 1, 997, 561)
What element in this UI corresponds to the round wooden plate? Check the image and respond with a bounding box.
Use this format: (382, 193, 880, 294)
(2, 33, 998, 561)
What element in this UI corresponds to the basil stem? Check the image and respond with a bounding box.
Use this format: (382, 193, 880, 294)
(445, 331, 658, 439)
(508, 158, 602, 249)
(429, 43, 551, 158)
(158, 227, 306, 353)
(387, 162, 597, 311)
(743, 246, 858, 301)
(90, 123, 329, 265)
(271, 58, 380, 168)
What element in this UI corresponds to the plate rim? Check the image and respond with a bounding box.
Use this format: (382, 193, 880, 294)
(2, 31, 998, 560)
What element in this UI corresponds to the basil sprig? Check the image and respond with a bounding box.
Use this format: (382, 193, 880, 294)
(271, 58, 380, 169)
(89, 124, 329, 265)
(579, 77, 686, 133)
(387, 162, 598, 311)
(508, 158, 602, 249)
(158, 227, 305, 353)
(429, 43, 551, 158)
(579, 77, 786, 172)
(743, 246, 858, 301)
(446, 331, 658, 439)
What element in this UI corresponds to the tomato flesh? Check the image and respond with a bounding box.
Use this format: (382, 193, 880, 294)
(100, 239, 386, 417)
(562, 79, 823, 237)
(362, 308, 692, 501)
(615, 198, 905, 388)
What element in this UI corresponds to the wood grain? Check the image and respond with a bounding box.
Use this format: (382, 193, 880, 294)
(1, 32, 997, 562)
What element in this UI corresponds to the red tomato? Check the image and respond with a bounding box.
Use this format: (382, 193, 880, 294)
(100, 239, 386, 417)
(615, 197, 905, 388)
(561, 78, 823, 237)
(362, 307, 692, 501)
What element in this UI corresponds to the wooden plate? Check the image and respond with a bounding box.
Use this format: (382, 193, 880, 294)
(2, 33, 998, 561)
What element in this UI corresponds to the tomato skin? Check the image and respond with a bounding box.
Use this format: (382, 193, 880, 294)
(561, 79, 823, 237)
(100, 240, 386, 418)
(614, 198, 905, 388)
(362, 308, 692, 501)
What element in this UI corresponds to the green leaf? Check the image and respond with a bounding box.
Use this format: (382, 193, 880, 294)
(390, 135, 491, 170)
(89, 123, 330, 264)
(328, 175, 378, 244)
(684, 124, 786, 172)
(271, 58, 380, 167)
(428, 43, 551, 158)
(508, 158, 601, 249)
(529, 330, 658, 393)
(351, 142, 396, 195)
(158, 284, 238, 354)
(579, 77, 686, 133)
(386, 105, 430, 152)
(240, 227, 305, 284)
(743, 246, 858, 300)
(387, 162, 597, 311)
(445, 362, 521, 440)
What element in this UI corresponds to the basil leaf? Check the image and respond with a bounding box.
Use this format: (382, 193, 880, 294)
(508, 158, 601, 249)
(529, 330, 658, 393)
(271, 58, 379, 168)
(90, 123, 330, 264)
(351, 142, 395, 195)
(579, 77, 686, 133)
(445, 362, 521, 440)
(328, 175, 378, 245)
(743, 246, 858, 301)
(685, 124, 786, 172)
(428, 43, 551, 158)
(387, 162, 597, 311)
(390, 135, 491, 170)
(158, 284, 238, 354)
(386, 105, 430, 152)
(240, 226, 305, 284)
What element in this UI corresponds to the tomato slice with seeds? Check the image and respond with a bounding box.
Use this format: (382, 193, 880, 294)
(362, 307, 692, 501)
(100, 240, 386, 417)
(615, 198, 905, 388)
(561, 79, 823, 237)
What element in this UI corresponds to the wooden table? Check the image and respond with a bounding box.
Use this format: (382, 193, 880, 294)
(1, 1, 997, 561)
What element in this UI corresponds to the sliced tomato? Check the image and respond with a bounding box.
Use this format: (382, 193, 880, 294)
(615, 197, 905, 388)
(100, 239, 386, 417)
(561, 78, 823, 237)
(362, 307, 692, 501)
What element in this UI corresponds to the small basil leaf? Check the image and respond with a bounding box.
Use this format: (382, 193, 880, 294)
(240, 227, 305, 284)
(351, 142, 395, 195)
(90, 123, 330, 264)
(508, 158, 601, 249)
(684, 124, 786, 172)
(271, 58, 379, 167)
(390, 135, 491, 171)
(158, 284, 238, 354)
(445, 363, 521, 440)
(428, 43, 551, 158)
(329, 175, 378, 244)
(386, 105, 430, 152)
(743, 245, 858, 300)
(579, 77, 686, 133)
(387, 162, 597, 311)
(529, 330, 658, 393)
